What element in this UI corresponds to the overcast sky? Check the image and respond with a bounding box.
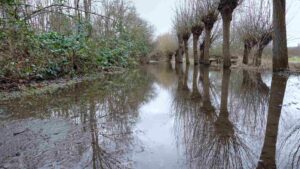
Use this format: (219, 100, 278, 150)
(134, 0, 300, 47)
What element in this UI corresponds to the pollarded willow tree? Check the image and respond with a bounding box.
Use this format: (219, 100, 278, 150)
(174, 1, 192, 64)
(173, 13, 185, 63)
(190, 0, 204, 65)
(238, 0, 273, 66)
(218, 0, 242, 68)
(199, 0, 219, 65)
(199, 20, 222, 62)
(238, 26, 258, 65)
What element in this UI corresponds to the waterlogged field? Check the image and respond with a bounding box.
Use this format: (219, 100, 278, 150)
(289, 56, 300, 63)
(0, 63, 300, 169)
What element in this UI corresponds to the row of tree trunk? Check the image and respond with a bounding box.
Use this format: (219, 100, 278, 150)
(174, 0, 289, 72)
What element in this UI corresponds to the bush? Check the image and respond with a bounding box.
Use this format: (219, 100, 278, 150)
(0, 1, 154, 82)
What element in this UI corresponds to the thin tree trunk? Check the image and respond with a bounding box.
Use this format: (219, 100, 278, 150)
(272, 0, 288, 72)
(193, 33, 200, 65)
(222, 13, 232, 68)
(254, 47, 264, 67)
(243, 44, 251, 65)
(184, 40, 190, 65)
(203, 28, 211, 65)
(75, 0, 81, 34)
(83, 0, 92, 37)
(257, 74, 288, 169)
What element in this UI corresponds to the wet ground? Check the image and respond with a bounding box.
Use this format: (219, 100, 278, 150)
(0, 63, 300, 169)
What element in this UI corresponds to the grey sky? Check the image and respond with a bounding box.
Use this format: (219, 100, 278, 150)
(135, 0, 300, 47)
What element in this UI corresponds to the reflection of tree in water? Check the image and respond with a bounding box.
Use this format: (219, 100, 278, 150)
(172, 63, 193, 133)
(173, 67, 262, 169)
(85, 71, 155, 168)
(279, 123, 300, 169)
(190, 66, 201, 99)
(144, 62, 178, 90)
(257, 74, 288, 169)
(183, 64, 190, 91)
(238, 70, 270, 132)
(0, 70, 155, 168)
(203, 69, 257, 169)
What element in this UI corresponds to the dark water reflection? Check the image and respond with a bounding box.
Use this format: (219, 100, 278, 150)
(0, 63, 300, 169)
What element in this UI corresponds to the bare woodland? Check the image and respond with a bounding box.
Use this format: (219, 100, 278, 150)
(169, 0, 289, 71)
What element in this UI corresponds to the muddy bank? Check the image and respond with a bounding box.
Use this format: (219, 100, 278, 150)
(0, 69, 125, 101)
(0, 118, 91, 169)
(0, 118, 133, 169)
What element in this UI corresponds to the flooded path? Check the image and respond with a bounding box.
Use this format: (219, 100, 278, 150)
(1, 63, 300, 169)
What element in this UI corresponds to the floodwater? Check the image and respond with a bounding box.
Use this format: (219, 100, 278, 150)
(0, 63, 300, 169)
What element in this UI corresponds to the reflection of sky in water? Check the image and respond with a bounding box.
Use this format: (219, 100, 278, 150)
(134, 83, 185, 169)
(1, 64, 300, 169)
(277, 75, 300, 169)
(133, 65, 300, 169)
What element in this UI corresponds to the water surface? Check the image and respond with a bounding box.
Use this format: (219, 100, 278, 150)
(0, 63, 300, 169)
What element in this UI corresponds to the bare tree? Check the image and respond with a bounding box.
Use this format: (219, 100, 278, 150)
(173, 12, 184, 63)
(238, 0, 273, 66)
(218, 0, 242, 68)
(199, 0, 219, 65)
(174, 1, 192, 64)
(190, 0, 204, 65)
(199, 21, 221, 64)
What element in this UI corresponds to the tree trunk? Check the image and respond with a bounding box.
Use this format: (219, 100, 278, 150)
(202, 66, 210, 101)
(184, 40, 190, 65)
(220, 69, 231, 111)
(167, 53, 173, 62)
(176, 40, 183, 63)
(193, 33, 200, 65)
(243, 43, 251, 65)
(254, 47, 264, 67)
(199, 41, 205, 64)
(175, 63, 184, 89)
(221, 13, 232, 68)
(257, 74, 288, 169)
(75, 0, 81, 34)
(83, 0, 92, 37)
(203, 28, 211, 65)
(191, 66, 200, 99)
(200, 66, 215, 118)
(272, 0, 288, 72)
(183, 64, 190, 90)
(216, 69, 234, 136)
(83, 0, 91, 21)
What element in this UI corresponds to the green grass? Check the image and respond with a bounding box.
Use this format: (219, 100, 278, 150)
(289, 56, 300, 63)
